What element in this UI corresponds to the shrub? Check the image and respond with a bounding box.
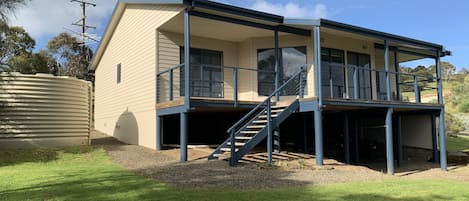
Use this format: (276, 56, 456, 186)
(446, 113, 465, 134)
(458, 100, 469, 113)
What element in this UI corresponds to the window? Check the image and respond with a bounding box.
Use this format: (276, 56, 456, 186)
(321, 48, 345, 98)
(116, 63, 121, 84)
(347, 52, 372, 99)
(257, 46, 307, 96)
(180, 48, 223, 98)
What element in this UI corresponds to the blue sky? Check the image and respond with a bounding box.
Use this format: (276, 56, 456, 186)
(10, 0, 469, 69)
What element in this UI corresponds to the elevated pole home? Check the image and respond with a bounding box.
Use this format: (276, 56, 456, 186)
(91, 0, 451, 175)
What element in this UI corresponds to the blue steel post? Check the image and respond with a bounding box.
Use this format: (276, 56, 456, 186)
(436, 51, 447, 171)
(181, 9, 190, 163)
(353, 67, 358, 99)
(229, 130, 236, 166)
(394, 49, 401, 101)
(343, 113, 350, 164)
(414, 75, 420, 103)
(385, 107, 394, 175)
(180, 112, 188, 162)
(431, 113, 439, 163)
(274, 31, 280, 151)
(384, 40, 391, 101)
(156, 115, 162, 150)
(274, 31, 280, 101)
(234, 67, 238, 107)
(169, 69, 174, 101)
(267, 100, 273, 163)
(184, 9, 191, 109)
(313, 25, 323, 166)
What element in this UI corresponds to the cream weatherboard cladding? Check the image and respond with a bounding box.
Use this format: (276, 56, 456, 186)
(0, 73, 91, 148)
(94, 4, 184, 149)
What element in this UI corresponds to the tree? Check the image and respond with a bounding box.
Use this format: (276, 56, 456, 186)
(0, 0, 28, 23)
(47, 32, 93, 78)
(7, 50, 55, 74)
(459, 67, 469, 75)
(429, 61, 456, 82)
(0, 21, 35, 70)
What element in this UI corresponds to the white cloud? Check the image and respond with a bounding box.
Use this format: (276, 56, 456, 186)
(251, 0, 329, 19)
(9, 0, 116, 41)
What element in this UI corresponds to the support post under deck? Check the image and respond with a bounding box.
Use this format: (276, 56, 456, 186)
(385, 108, 394, 175)
(314, 110, 323, 166)
(343, 113, 350, 164)
(180, 112, 188, 162)
(313, 24, 323, 166)
(436, 51, 447, 171)
(156, 115, 162, 151)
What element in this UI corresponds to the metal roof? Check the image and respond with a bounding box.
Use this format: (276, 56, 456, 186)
(91, 0, 449, 70)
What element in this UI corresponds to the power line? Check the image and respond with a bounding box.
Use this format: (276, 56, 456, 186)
(70, 0, 96, 46)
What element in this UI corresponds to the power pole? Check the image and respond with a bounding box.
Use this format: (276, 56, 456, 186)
(71, 0, 96, 47)
(70, 0, 97, 79)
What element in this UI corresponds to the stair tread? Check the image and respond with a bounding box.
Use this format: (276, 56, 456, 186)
(240, 130, 259, 134)
(259, 114, 278, 118)
(227, 142, 246, 146)
(221, 147, 239, 152)
(235, 136, 252, 140)
(253, 120, 267, 123)
(246, 125, 265, 128)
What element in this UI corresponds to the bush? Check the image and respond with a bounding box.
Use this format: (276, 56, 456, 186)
(458, 100, 469, 113)
(446, 113, 465, 134)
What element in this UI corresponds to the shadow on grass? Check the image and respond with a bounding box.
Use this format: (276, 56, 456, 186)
(0, 146, 96, 167)
(1, 143, 468, 201)
(0, 169, 466, 201)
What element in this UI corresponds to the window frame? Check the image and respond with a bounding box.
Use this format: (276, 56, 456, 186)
(116, 63, 121, 84)
(256, 46, 307, 96)
(179, 47, 224, 98)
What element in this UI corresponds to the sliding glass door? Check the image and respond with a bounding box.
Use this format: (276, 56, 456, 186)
(180, 48, 223, 98)
(347, 52, 372, 100)
(321, 48, 345, 98)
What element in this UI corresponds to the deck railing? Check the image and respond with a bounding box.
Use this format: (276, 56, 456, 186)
(322, 63, 438, 103)
(156, 64, 277, 106)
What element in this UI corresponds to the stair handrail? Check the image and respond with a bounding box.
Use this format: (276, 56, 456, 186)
(227, 66, 306, 166)
(226, 66, 306, 134)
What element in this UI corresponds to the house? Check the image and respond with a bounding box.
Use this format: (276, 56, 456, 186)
(91, 0, 451, 175)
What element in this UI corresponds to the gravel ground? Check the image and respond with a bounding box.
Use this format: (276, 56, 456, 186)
(91, 131, 468, 189)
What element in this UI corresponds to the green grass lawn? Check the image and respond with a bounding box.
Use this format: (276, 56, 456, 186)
(1, 147, 468, 201)
(447, 135, 469, 152)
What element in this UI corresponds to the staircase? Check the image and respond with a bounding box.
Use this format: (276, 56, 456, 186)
(208, 67, 306, 166)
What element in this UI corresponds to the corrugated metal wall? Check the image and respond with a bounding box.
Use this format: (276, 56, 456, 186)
(0, 72, 92, 149)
